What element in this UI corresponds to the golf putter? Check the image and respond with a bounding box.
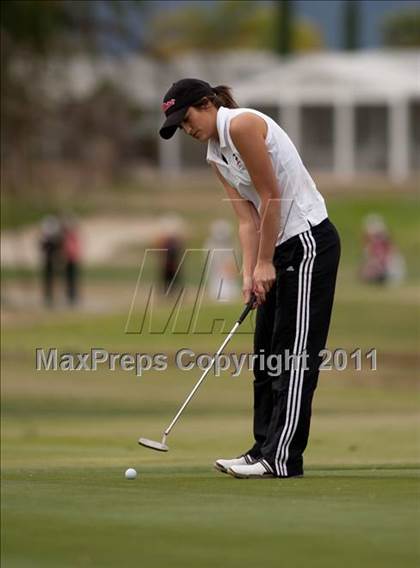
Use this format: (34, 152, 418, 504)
(138, 294, 256, 452)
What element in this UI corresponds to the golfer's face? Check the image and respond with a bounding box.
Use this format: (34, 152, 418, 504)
(180, 107, 213, 142)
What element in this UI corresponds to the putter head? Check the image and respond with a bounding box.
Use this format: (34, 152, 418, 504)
(138, 437, 169, 452)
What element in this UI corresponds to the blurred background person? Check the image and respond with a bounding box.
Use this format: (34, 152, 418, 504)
(62, 214, 82, 305)
(360, 214, 406, 285)
(39, 215, 63, 308)
(204, 219, 240, 301)
(156, 215, 185, 295)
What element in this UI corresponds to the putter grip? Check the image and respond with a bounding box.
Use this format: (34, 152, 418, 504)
(237, 294, 256, 325)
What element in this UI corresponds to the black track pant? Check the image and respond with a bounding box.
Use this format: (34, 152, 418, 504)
(247, 218, 340, 477)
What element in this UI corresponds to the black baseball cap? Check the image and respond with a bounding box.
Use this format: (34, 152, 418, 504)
(159, 78, 214, 139)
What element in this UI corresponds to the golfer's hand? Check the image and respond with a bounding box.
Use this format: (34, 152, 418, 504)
(253, 261, 276, 305)
(242, 275, 256, 307)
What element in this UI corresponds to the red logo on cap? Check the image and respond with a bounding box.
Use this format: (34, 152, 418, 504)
(162, 98, 176, 113)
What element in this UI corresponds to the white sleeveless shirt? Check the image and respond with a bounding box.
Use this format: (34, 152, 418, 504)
(206, 107, 328, 246)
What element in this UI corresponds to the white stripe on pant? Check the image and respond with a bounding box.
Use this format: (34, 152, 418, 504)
(274, 230, 317, 477)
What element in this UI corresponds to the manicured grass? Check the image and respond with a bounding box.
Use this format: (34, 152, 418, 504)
(2, 465, 419, 568)
(2, 360, 420, 568)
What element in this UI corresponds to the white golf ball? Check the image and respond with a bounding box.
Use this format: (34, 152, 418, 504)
(125, 467, 137, 480)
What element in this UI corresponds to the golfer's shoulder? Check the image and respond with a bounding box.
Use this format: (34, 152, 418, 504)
(230, 111, 267, 141)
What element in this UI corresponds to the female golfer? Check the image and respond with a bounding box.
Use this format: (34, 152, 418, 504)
(159, 79, 340, 479)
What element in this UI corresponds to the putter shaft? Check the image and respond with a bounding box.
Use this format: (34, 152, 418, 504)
(163, 321, 240, 437)
(139, 296, 255, 451)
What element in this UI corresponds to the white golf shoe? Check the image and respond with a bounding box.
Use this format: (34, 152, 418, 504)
(214, 454, 255, 474)
(227, 459, 274, 479)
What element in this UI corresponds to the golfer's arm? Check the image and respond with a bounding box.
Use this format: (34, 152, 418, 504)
(238, 211, 260, 279)
(211, 164, 259, 279)
(230, 115, 281, 263)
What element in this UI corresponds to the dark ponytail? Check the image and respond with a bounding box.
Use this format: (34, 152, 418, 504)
(211, 85, 239, 109)
(192, 84, 239, 110)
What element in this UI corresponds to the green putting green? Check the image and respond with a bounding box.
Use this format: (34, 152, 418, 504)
(2, 463, 419, 568)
